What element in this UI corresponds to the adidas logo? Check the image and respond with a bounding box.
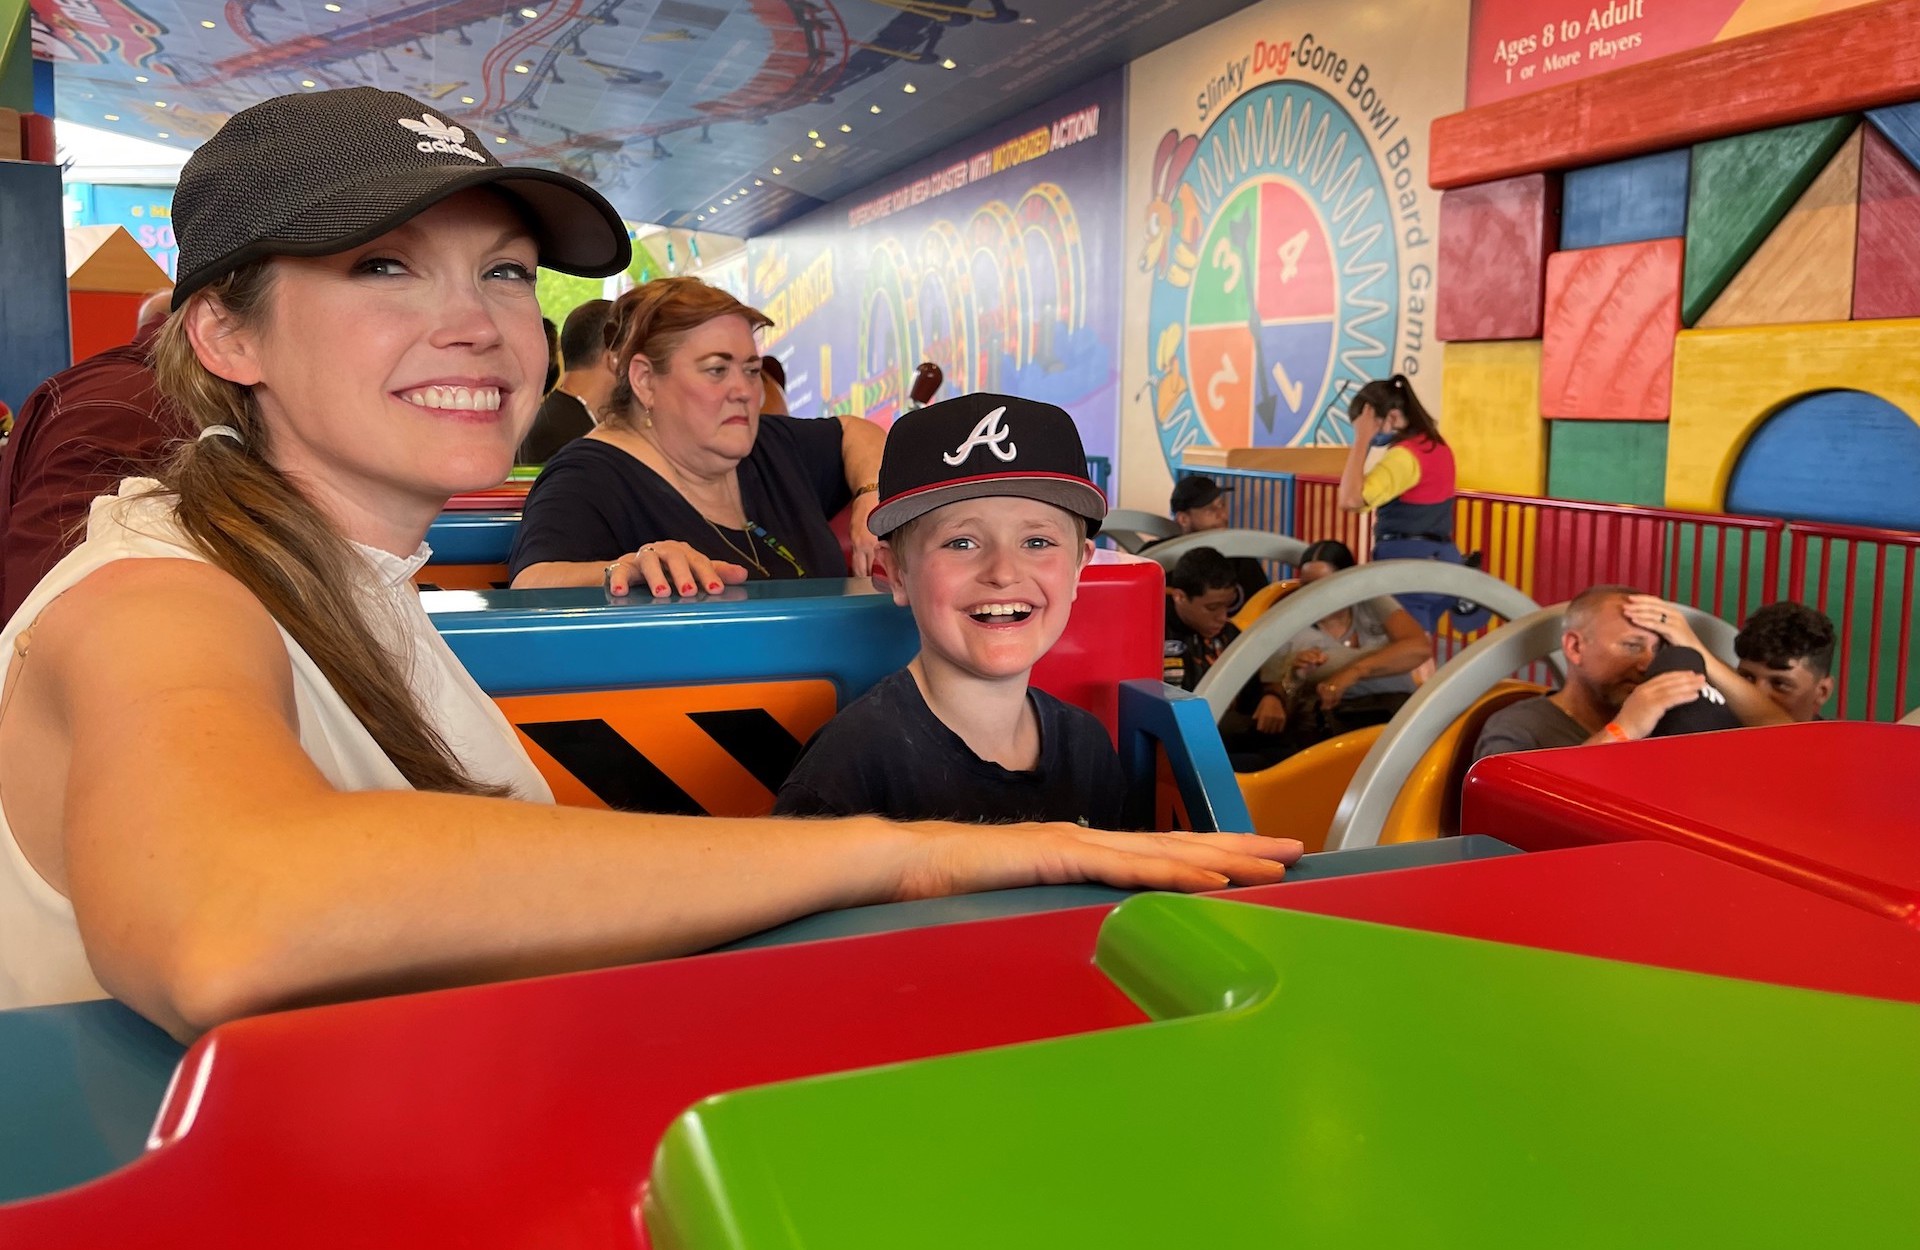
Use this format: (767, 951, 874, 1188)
(398, 114, 487, 164)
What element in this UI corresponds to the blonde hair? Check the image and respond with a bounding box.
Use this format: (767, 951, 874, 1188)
(603, 277, 773, 429)
(150, 261, 507, 796)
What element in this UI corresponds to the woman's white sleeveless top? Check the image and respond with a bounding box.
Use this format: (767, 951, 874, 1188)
(0, 480, 552, 1010)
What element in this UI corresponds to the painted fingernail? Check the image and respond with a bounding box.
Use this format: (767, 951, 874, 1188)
(707, 582, 722, 592)
(653, 584, 669, 596)
(680, 583, 695, 594)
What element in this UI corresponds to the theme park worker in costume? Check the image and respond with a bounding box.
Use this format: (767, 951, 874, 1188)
(1337, 374, 1488, 635)
(508, 277, 884, 593)
(0, 87, 1298, 1034)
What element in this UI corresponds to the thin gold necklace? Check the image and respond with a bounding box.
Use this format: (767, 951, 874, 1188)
(702, 516, 768, 576)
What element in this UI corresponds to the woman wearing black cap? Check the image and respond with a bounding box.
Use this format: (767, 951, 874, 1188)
(0, 89, 1295, 1034)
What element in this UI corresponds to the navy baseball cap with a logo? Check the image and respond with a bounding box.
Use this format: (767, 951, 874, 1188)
(170, 86, 630, 309)
(868, 393, 1108, 537)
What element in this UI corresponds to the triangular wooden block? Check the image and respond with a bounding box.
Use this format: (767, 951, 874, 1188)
(1855, 124, 1920, 321)
(1683, 114, 1858, 325)
(64, 225, 170, 293)
(1697, 127, 1861, 328)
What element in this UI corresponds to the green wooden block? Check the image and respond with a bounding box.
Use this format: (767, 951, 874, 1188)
(1547, 419, 1668, 506)
(1682, 116, 1858, 326)
(647, 895, 1920, 1249)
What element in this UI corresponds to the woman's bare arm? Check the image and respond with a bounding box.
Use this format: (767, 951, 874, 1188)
(29, 560, 1296, 1041)
(836, 414, 886, 576)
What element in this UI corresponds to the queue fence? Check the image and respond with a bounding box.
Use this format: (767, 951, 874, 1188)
(1785, 521, 1920, 722)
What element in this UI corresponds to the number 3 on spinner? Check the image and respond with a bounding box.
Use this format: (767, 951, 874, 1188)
(1210, 236, 1243, 293)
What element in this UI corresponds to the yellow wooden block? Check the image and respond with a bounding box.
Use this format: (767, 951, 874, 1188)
(1666, 317, 1920, 511)
(1697, 127, 1861, 329)
(1440, 340, 1546, 495)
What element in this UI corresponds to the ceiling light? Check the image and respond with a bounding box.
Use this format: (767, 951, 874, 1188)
(902, 82, 916, 93)
(697, 214, 705, 221)
(813, 139, 825, 148)
(753, 178, 763, 186)
(461, 95, 475, 104)
(301, 79, 316, 87)
(135, 75, 148, 83)
(839, 123, 851, 132)
(154, 100, 168, 108)
(807, 130, 819, 139)
(772, 166, 782, 174)
(157, 131, 170, 138)
(870, 104, 882, 114)
(103, 113, 120, 121)
(941, 58, 956, 69)
(494, 136, 506, 144)
(324, 2, 340, 9)
(520, 6, 538, 15)
(738, 187, 747, 195)
(513, 64, 530, 73)
(200, 19, 216, 28)
(791, 153, 802, 161)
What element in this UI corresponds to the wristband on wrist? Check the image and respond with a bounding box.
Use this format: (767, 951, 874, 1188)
(852, 482, 879, 497)
(1603, 721, 1630, 743)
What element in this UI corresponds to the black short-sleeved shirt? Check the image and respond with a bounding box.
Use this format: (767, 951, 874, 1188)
(507, 414, 852, 580)
(517, 390, 594, 465)
(773, 669, 1129, 828)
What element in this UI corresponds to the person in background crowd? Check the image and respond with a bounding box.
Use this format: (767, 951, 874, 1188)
(1622, 594, 1800, 728)
(509, 277, 887, 591)
(1163, 547, 1285, 771)
(1338, 375, 1486, 635)
(1149, 474, 1266, 611)
(0, 286, 192, 621)
(1730, 601, 1836, 722)
(542, 317, 562, 395)
(0, 86, 1293, 1030)
(1472, 586, 1712, 762)
(1264, 540, 1431, 750)
(760, 354, 789, 416)
(517, 299, 614, 465)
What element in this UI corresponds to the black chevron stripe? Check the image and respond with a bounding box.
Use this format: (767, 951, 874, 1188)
(686, 708, 806, 793)
(518, 719, 705, 815)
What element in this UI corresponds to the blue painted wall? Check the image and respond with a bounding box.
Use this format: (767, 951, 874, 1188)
(1560, 148, 1691, 251)
(0, 160, 73, 413)
(1727, 390, 1920, 531)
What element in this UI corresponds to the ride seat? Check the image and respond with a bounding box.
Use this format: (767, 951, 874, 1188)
(1231, 579, 1299, 632)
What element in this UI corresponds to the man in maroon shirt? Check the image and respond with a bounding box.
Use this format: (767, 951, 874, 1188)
(0, 317, 192, 620)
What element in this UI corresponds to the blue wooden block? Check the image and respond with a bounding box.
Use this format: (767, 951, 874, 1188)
(1560, 149, 1692, 250)
(0, 161, 73, 413)
(1727, 391, 1920, 531)
(1867, 101, 1920, 172)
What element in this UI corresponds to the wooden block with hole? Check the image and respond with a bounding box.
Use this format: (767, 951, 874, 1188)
(1442, 341, 1545, 495)
(1436, 174, 1559, 342)
(1540, 238, 1682, 422)
(1697, 128, 1861, 328)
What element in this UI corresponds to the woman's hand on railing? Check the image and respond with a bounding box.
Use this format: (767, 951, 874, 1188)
(606, 542, 749, 599)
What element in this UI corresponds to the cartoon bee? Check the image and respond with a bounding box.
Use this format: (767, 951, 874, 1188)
(1139, 130, 1201, 288)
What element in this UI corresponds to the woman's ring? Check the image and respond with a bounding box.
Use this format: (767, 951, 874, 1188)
(603, 559, 628, 594)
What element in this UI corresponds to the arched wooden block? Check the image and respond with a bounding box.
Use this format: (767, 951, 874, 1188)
(1697, 127, 1861, 328)
(1540, 238, 1682, 421)
(1667, 318, 1920, 511)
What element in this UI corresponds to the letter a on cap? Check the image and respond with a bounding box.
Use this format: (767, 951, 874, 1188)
(943, 406, 1018, 466)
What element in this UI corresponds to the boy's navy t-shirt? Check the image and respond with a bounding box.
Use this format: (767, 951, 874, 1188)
(773, 669, 1129, 828)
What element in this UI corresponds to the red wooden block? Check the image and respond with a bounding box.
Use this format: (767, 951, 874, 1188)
(6, 842, 1920, 1249)
(1430, 0, 1920, 189)
(1436, 174, 1560, 342)
(1540, 238, 1682, 421)
(1462, 722, 1920, 924)
(1853, 124, 1920, 321)
(1032, 552, 1162, 740)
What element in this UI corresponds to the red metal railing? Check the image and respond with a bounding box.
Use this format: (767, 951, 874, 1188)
(1292, 475, 1373, 560)
(1785, 520, 1920, 721)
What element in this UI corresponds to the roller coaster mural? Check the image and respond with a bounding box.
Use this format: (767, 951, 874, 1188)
(749, 72, 1123, 463)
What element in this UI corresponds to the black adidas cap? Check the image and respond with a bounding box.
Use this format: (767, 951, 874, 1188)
(170, 87, 631, 309)
(869, 393, 1107, 536)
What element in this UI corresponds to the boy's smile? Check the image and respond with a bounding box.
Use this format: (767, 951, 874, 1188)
(887, 498, 1092, 685)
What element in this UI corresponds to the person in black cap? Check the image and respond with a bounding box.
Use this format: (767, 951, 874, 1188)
(1151, 474, 1267, 611)
(777, 394, 1240, 833)
(0, 90, 1296, 1030)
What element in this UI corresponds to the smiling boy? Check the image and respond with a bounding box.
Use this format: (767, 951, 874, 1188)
(774, 393, 1125, 826)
